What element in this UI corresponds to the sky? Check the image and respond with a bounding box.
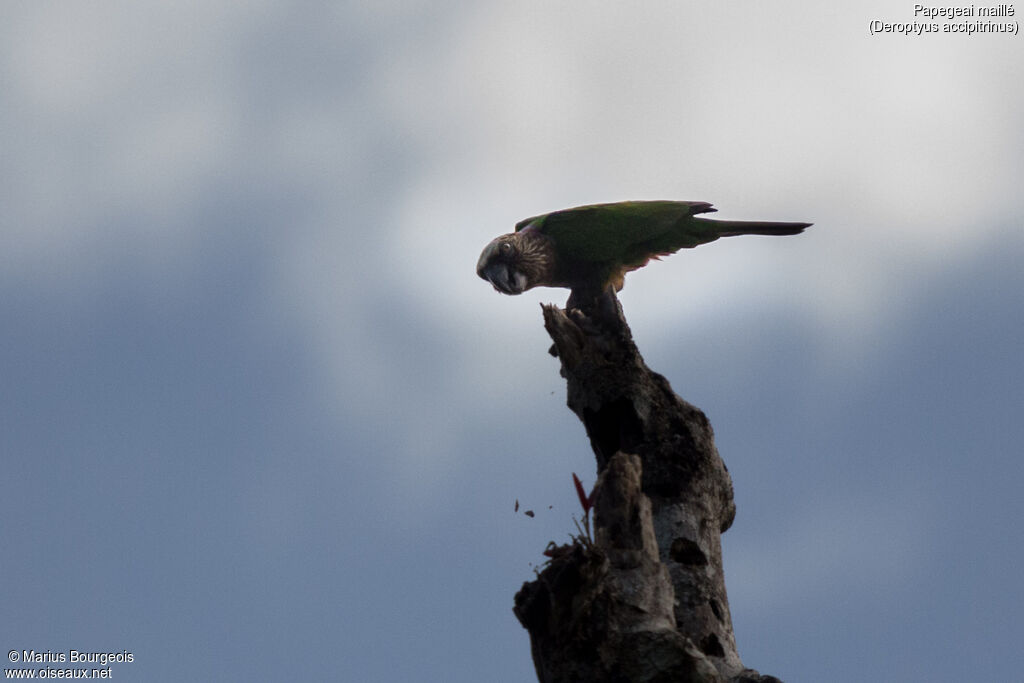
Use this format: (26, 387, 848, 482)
(1, 2, 1022, 681)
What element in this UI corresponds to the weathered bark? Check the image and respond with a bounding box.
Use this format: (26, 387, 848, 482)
(513, 292, 780, 683)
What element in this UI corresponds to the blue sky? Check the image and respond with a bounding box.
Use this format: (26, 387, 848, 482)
(2, 2, 1022, 681)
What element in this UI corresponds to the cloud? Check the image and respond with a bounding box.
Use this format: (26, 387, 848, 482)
(5, 0, 1021, 368)
(379, 0, 1024, 346)
(3, 0, 1021, 482)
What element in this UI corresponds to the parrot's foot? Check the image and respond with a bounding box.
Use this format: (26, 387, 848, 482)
(566, 286, 623, 332)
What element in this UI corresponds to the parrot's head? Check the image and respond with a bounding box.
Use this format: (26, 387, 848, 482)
(476, 231, 551, 295)
(477, 233, 528, 294)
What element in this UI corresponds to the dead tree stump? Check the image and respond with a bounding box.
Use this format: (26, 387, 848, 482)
(513, 292, 781, 683)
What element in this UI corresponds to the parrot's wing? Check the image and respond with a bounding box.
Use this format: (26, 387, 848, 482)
(516, 201, 721, 264)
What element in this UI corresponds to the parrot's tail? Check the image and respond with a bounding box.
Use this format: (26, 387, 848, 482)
(704, 218, 812, 237)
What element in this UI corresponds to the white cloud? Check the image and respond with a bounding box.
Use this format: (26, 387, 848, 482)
(0, 2, 272, 279)
(3, 0, 1021, 428)
(380, 0, 1024, 352)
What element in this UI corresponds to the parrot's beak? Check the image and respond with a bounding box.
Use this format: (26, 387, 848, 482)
(479, 261, 528, 295)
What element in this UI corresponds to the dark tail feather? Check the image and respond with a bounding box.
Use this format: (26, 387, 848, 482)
(708, 219, 812, 237)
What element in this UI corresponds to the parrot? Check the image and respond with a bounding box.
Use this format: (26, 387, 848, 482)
(476, 200, 810, 303)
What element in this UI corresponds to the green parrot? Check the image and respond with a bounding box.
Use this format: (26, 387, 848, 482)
(476, 200, 810, 302)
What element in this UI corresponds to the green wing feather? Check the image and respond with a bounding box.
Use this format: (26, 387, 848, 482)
(515, 200, 810, 291)
(515, 200, 721, 266)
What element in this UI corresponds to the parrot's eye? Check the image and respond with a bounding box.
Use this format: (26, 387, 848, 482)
(499, 241, 512, 255)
